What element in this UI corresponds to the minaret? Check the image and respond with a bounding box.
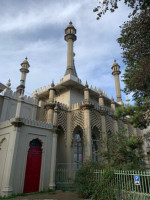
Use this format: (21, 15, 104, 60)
(64, 21, 77, 77)
(16, 57, 30, 94)
(111, 60, 123, 105)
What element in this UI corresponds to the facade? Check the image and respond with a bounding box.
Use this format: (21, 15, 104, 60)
(0, 22, 146, 197)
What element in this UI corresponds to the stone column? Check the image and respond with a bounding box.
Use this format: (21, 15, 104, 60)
(49, 104, 59, 189)
(64, 21, 77, 76)
(1, 126, 21, 196)
(99, 91, 104, 106)
(83, 107, 92, 159)
(82, 83, 92, 159)
(67, 39, 73, 68)
(49, 131, 58, 190)
(16, 57, 30, 94)
(45, 81, 55, 124)
(66, 111, 72, 178)
(111, 60, 123, 105)
(15, 94, 24, 118)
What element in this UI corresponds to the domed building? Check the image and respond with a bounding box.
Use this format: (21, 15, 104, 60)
(0, 22, 145, 196)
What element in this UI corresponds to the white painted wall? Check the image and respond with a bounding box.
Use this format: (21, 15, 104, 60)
(0, 120, 53, 196)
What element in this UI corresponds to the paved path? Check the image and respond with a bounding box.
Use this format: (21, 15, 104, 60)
(6, 191, 85, 200)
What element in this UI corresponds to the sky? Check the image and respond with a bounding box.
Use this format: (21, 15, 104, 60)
(0, 0, 133, 103)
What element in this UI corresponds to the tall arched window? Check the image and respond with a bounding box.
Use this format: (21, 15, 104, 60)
(107, 130, 112, 162)
(92, 134, 98, 162)
(73, 130, 83, 169)
(92, 127, 100, 162)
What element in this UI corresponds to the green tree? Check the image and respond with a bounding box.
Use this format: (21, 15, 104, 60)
(116, 11, 150, 128)
(106, 128, 145, 169)
(93, 0, 150, 20)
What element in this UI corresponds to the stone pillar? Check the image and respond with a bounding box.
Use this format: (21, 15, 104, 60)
(45, 81, 56, 124)
(82, 83, 92, 159)
(49, 104, 59, 189)
(111, 96, 116, 112)
(49, 131, 58, 190)
(111, 60, 123, 105)
(66, 111, 72, 178)
(83, 107, 92, 159)
(16, 57, 30, 94)
(99, 91, 104, 106)
(15, 94, 24, 118)
(64, 22, 77, 76)
(84, 81, 90, 102)
(1, 126, 21, 197)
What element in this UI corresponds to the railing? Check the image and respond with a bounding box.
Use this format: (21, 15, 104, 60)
(93, 169, 150, 198)
(55, 165, 150, 198)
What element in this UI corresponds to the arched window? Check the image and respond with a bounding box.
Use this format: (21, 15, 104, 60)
(73, 130, 83, 169)
(92, 134, 98, 162)
(92, 127, 100, 162)
(107, 130, 112, 162)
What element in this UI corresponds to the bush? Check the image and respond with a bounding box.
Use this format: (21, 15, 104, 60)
(75, 160, 101, 198)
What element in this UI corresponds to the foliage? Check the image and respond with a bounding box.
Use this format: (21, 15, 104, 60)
(115, 104, 148, 128)
(106, 128, 145, 170)
(75, 160, 102, 198)
(118, 12, 150, 102)
(75, 129, 145, 199)
(116, 11, 150, 128)
(93, 0, 150, 20)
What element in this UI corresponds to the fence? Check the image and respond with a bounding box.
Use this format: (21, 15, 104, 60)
(93, 169, 150, 199)
(56, 165, 150, 199)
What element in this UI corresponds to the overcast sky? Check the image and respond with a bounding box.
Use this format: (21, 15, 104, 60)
(0, 0, 133, 103)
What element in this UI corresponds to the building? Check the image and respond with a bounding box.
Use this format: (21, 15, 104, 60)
(0, 22, 145, 197)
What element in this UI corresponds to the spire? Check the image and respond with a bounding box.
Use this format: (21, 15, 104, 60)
(16, 57, 30, 94)
(111, 59, 123, 105)
(64, 22, 78, 77)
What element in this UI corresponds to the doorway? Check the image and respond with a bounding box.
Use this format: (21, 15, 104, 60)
(23, 139, 42, 193)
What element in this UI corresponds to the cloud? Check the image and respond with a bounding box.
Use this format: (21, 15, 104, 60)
(0, 0, 132, 104)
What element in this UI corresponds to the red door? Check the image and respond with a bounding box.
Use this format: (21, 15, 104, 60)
(23, 139, 42, 193)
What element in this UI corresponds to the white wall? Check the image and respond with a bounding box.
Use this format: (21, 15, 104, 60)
(0, 119, 53, 196)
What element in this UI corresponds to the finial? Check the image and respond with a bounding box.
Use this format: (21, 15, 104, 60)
(111, 95, 114, 103)
(112, 59, 118, 66)
(25, 57, 28, 60)
(85, 80, 88, 88)
(126, 96, 130, 105)
(33, 90, 38, 98)
(69, 21, 72, 25)
(6, 79, 11, 88)
(99, 90, 103, 96)
(51, 80, 55, 88)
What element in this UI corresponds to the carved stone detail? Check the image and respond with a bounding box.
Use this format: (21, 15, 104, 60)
(106, 115, 115, 133)
(90, 110, 101, 132)
(57, 110, 67, 143)
(71, 110, 84, 143)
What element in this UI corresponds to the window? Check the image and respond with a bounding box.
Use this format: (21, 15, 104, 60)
(92, 134, 98, 162)
(73, 131, 83, 169)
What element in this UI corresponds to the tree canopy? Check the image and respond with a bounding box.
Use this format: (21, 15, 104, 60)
(93, 1, 150, 128)
(93, 0, 150, 20)
(106, 128, 145, 169)
(116, 11, 150, 128)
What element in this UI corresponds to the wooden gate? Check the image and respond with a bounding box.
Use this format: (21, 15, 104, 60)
(23, 139, 42, 193)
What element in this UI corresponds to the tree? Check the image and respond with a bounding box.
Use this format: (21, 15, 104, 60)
(116, 11, 150, 128)
(93, 0, 150, 20)
(106, 128, 145, 169)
